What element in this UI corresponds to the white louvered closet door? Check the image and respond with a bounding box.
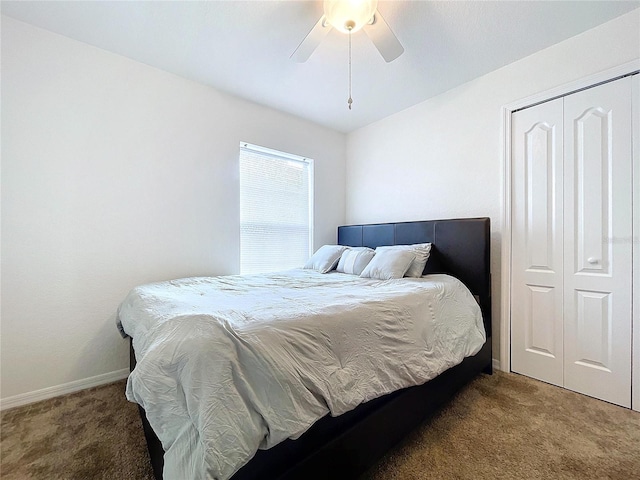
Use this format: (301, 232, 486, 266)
(511, 98, 565, 387)
(511, 76, 634, 408)
(563, 77, 633, 408)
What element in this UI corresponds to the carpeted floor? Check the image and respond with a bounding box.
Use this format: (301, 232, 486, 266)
(1, 372, 639, 479)
(1, 381, 154, 480)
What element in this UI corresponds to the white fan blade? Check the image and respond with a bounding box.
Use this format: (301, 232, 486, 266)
(363, 12, 404, 62)
(291, 16, 332, 63)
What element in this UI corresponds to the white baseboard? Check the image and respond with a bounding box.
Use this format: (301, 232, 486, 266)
(492, 358, 502, 372)
(0, 368, 130, 411)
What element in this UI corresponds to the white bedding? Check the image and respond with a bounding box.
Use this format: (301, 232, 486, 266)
(117, 269, 486, 480)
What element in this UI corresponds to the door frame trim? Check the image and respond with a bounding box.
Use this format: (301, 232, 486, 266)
(632, 74, 639, 412)
(499, 59, 640, 373)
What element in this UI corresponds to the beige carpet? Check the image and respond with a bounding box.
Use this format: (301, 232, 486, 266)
(2, 372, 639, 479)
(1, 382, 154, 480)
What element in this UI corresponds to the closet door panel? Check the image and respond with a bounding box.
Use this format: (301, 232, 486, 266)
(511, 98, 564, 386)
(563, 77, 633, 408)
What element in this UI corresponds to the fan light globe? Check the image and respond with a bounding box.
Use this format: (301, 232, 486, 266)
(323, 0, 378, 34)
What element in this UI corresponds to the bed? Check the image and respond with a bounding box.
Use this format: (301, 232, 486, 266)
(123, 217, 492, 480)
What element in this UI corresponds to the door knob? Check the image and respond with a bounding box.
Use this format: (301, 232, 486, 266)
(587, 257, 599, 264)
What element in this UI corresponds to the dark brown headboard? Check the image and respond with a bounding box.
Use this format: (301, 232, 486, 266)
(337, 217, 491, 337)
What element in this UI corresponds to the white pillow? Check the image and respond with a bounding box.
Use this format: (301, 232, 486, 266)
(376, 243, 432, 278)
(304, 245, 348, 273)
(360, 249, 416, 280)
(336, 248, 375, 275)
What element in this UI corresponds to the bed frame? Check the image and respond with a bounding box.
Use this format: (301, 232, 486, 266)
(130, 217, 492, 480)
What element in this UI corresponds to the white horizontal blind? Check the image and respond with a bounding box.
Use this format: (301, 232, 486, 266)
(239, 143, 313, 274)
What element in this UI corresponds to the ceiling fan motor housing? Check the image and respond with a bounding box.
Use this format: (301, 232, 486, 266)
(323, 0, 378, 34)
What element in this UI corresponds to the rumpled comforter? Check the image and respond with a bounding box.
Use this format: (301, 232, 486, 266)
(117, 269, 485, 480)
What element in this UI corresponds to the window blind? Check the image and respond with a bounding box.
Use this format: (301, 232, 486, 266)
(239, 143, 313, 274)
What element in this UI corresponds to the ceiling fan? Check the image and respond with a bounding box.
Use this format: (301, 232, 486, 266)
(291, 0, 404, 63)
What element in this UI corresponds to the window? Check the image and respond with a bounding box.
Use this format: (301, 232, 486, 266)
(239, 142, 314, 274)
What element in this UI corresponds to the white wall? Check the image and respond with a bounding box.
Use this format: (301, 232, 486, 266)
(0, 16, 346, 403)
(345, 9, 640, 365)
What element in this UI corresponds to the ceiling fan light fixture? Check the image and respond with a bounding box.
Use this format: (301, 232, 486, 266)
(323, 0, 378, 34)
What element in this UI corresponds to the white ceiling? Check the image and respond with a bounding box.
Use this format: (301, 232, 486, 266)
(2, 1, 639, 133)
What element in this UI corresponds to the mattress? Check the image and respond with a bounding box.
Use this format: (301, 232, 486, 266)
(117, 269, 486, 480)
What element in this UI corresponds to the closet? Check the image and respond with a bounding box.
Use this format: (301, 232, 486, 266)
(510, 74, 638, 409)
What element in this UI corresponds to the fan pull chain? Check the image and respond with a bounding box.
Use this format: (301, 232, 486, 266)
(348, 28, 353, 110)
